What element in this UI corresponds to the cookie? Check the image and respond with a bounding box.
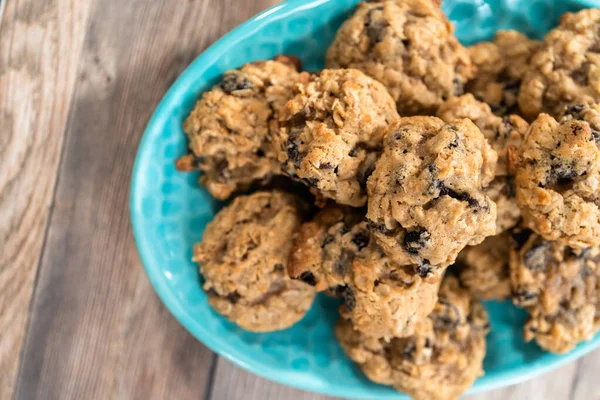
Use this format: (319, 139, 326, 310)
(467, 30, 541, 116)
(559, 102, 600, 127)
(509, 229, 600, 353)
(176, 56, 309, 200)
(437, 94, 528, 232)
(366, 116, 497, 274)
(514, 112, 600, 248)
(335, 276, 489, 400)
(325, 0, 474, 115)
(288, 206, 440, 339)
(518, 9, 600, 119)
(194, 191, 315, 332)
(274, 68, 399, 206)
(457, 233, 511, 301)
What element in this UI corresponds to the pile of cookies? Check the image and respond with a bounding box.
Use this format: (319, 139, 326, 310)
(175, 1, 600, 399)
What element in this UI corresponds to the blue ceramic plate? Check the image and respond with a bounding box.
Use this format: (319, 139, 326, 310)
(130, 0, 600, 398)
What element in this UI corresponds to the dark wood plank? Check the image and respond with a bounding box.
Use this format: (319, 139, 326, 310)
(14, 0, 280, 398)
(0, 1, 94, 398)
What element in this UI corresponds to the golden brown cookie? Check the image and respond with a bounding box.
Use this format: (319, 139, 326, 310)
(326, 0, 474, 115)
(514, 113, 600, 248)
(274, 68, 399, 206)
(335, 276, 489, 400)
(519, 9, 600, 119)
(509, 228, 600, 353)
(288, 206, 440, 340)
(457, 232, 511, 301)
(467, 30, 541, 116)
(366, 116, 497, 275)
(176, 57, 309, 199)
(437, 94, 527, 232)
(194, 191, 315, 332)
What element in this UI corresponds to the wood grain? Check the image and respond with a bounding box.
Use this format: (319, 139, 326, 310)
(0, 1, 93, 398)
(12, 0, 285, 399)
(209, 358, 335, 400)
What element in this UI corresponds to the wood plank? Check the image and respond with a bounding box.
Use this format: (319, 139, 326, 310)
(0, 1, 94, 398)
(568, 349, 600, 400)
(466, 361, 578, 400)
(211, 354, 580, 400)
(14, 0, 281, 398)
(209, 358, 336, 400)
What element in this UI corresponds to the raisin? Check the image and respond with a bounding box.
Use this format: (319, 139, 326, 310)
(288, 108, 310, 128)
(438, 183, 482, 209)
(256, 149, 265, 157)
(219, 73, 252, 93)
(301, 177, 318, 187)
(333, 285, 347, 297)
(226, 291, 241, 304)
(368, 220, 393, 234)
(403, 229, 431, 255)
(286, 140, 302, 166)
(433, 298, 461, 330)
(498, 116, 514, 139)
(511, 228, 533, 250)
(416, 262, 432, 278)
(549, 164, 578, 189)
(358, 164, 375, 192)
(334, 249, 356, 276)
(452, 77, 464, 96)
(524, 240, 550, 271)
(351, 231, 370, 250)
(299, 271, 317, 286)
(565, 104, 585, 119)
(366, 7, 387, 47)
(192, 153, 206, 167)
(321, 234, 335, 248)
(319, 162, 333, 170)
(571, 62, 591, 85)
(502, 174, 516, 198)
(215, 159, 230, 179)
(342, 288, 356, 311)
(591, 129, 600, 144)
(513, 289, 538, 303)
(403, 342, 416, 360)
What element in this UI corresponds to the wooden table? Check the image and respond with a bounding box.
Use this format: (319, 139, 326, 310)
(1, 0, 599, 399)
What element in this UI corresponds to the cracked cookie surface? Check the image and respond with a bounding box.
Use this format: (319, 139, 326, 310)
(518, 9, 600, 119)
(274, 68, 398, 206)
(176, 57, 308, 199)
(467, 30, 541, 116)
(437, 94, 527, 232)
(325, 0, 474, 115)
(509, 229, 600, 353)
(366, 116, 497, 274)
(335, 276, 489, 400)
(514, 112, 600, 247)
(288, 206, 440, 340)
(194, 191, 315, 332)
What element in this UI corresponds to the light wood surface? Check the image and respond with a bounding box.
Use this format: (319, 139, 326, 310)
(1, 1, 599, 399)
(0, 1, 93, 398)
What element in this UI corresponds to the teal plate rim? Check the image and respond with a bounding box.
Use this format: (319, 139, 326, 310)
(130, 0, 600, 398)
